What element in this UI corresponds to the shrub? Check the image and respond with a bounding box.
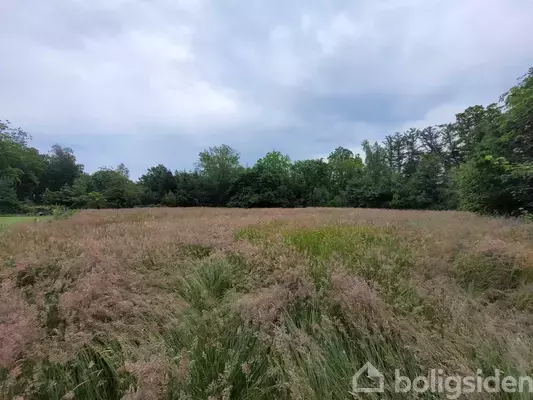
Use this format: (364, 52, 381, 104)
(19, 204, 53, 216)
(161, 191, 178, 207)
(0, 178, 20, 214)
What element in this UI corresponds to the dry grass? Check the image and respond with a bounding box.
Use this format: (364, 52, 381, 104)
(1, 208, 533, 399)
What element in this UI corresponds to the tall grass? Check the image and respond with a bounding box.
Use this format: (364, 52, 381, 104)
(1, 208, 533, 399)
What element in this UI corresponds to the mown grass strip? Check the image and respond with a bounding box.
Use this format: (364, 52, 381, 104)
(0, 215, 53, 230)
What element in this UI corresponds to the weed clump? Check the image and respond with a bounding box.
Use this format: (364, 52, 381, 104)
(508, 283, 533, 311)
(454, 239, 523, 294)
(8, 341, 137, 400)
(176, 257, 235, 310)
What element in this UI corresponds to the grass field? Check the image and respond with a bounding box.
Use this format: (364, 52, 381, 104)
(0, 216, 52, 230)
(1, 208, 533, 399)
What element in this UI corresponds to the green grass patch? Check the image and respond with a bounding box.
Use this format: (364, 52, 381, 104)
(0, 215, 53, 230)
(176, 257, 235, 310)
(238, 223, 432, 318)
(235, 220, 287, 243)
(284, 225, 427, 314)
(282, 224, 398, 262)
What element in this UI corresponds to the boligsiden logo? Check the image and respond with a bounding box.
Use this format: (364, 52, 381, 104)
(351, 362, 533, 399)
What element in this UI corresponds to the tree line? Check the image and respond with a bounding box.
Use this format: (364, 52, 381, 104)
(1, 68, 532, 216)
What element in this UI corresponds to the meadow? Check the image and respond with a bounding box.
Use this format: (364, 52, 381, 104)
(1, 208, 533, 399)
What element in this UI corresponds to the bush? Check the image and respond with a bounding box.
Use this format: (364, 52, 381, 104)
(161, 191, 178, 207)
(19, 204, 53, 216)
(0, 178, 20, 214)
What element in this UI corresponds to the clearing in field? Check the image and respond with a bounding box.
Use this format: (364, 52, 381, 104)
(1, 208, 533, 399)
(0, 216, 52, 231)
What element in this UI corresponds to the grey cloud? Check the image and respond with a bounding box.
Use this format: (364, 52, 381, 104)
(1, 0, 532, 178)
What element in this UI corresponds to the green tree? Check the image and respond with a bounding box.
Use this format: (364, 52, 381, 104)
(175, 171, 209, 206)
(327, 147, 363, 197)
(196, 144, 242, 205)
(1, 68, 532, 214)
(455, 156, 520, 214)
(0, 178, 20, 213)
(42, 187, 67, 206)
(453, 105, 503, 162)
(86, 191, 107, 209)
(41, 145, 83, 193)
(116, 163, 130, 179)
(346, 141, 393, 208)
(391, 155, 450, 210)
(138, 164, 176, 204)
(0, 121, 45, 202)
(501, 68, 533, 162)
(228, 151, 296, 208)
(454, 70, 533, 215)
(162, 191, 178, 207)
(292, 159, 331, 206)
(91, 168, 139, 208)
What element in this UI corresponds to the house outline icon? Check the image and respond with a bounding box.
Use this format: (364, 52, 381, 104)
(350, 362, 385, 394)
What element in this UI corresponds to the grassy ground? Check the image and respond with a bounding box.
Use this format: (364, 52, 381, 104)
(1, 208, 533, 399)
(0, 216, 52, 230)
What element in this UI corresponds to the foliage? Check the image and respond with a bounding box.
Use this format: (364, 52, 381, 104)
(228, 151, 297, 208)
(138, 164, 176, 204)
(161, 191, 178, 207)
(0, 178, 20, 214)
(41, 145, 83, 192)
(197, 144, 243, 205)
(1, 68, 533, 215)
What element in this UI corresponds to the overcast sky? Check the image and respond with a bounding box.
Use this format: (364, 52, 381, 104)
(1, 0, 532, 179)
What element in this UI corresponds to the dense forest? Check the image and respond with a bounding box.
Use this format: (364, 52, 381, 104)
(1, 69, 532, 216)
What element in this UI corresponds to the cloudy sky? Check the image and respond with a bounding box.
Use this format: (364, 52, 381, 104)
(1, 0, 532, 178)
